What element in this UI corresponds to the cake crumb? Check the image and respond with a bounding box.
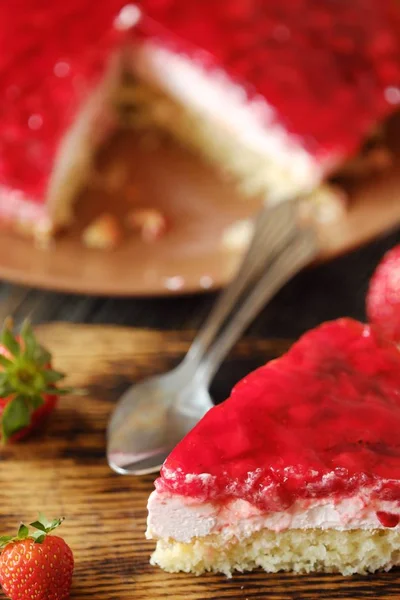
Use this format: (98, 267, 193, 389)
(126, 208, 167, 242)
(300, 184, 348, 225)
(222, 219, 254, 251)
(82, 213, 122, 250)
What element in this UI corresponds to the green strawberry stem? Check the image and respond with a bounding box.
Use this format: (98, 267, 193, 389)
(0, 319, 70, 443)
(0, 516, 65, 549)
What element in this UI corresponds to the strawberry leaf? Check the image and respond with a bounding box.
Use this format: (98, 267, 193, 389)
(0, 381, 15, 397)
(18, 524, 29, 538)
(1, 327, 20, 357)
(20, 321, 37, 360)
(29, 521, 47, 533)
(0, 355, 12, 369)
(20, 320, 50, 366)
(0, 319, 74, 444)
(38, 513, 49, 527)
(48, 518, 64, 532)
(0, 516, 66, 549)
(1, 396, 30, 443)
(0, 535, 13, 549)
(31, 531, 46, 543)
(44, 386, 73, 396)
(33, 514, 64, 533)
(33, 346, 51, 367)
(29, 395, 44, 410)
(43, 370, 65, 384)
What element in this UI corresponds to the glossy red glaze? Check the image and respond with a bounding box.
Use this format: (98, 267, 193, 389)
(367, 245, 400, 344)
(377, 511, 400, 527)
(157, 319, 400, 511)
(3, 0, 400, 225)
(139, 0, 400, 162)
(0, 0, 130, 205)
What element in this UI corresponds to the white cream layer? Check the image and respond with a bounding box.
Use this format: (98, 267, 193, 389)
(131, 41, 324, 199)
(146, 490, 400, 544)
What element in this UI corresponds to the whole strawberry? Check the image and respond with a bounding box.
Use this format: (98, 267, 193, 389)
(0, 516, 74, 600)
(367, 245, 400, 343)
(0, 319, 68, 443)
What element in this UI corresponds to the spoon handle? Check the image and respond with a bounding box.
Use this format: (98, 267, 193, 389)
(196, 226, 317, 386)
(184, 200, 300, 372)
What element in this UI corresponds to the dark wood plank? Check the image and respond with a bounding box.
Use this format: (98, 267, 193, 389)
(0, 323, 399, 600)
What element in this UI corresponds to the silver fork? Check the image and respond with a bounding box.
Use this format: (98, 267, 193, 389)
(107, 200, 318, 475)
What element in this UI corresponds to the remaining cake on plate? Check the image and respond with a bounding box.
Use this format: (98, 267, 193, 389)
(147, 319, 400, 576)
(3, 0, 400, 241)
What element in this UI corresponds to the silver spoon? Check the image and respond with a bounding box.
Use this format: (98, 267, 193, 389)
(107, 201, 317, 475)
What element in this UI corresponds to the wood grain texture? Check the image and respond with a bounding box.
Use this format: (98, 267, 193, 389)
(1, 323, 399, 600)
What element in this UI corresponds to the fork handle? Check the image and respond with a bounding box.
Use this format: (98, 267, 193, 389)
(195, 228, 317, 387)
(182, 201, 299, 375)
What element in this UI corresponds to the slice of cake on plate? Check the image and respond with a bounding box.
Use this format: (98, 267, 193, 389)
(147, 319, 400, 576)
(3, 0, 400, 241)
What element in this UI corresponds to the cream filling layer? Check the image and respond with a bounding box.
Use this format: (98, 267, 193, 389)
(131, 41, 324, 199)
(146, 490, 400, 544)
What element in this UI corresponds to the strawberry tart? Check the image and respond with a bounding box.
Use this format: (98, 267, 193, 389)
(3, 0, 400, 241)
(147, 319, 400, 576)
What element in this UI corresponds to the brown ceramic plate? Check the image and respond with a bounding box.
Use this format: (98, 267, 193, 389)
(0, 126, 399, 297)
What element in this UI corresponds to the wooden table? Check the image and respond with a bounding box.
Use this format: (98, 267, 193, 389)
(1, 227, 400, 600)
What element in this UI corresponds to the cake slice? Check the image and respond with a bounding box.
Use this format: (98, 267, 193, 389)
(147, 319, 400, 576)
(3, 1, 400, 241)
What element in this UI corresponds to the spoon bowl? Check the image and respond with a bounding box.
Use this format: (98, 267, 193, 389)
(107, 368, 213, 475)
(107, 202, 317, 476)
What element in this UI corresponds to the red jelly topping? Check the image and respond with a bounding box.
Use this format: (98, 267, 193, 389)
(141, 0, 400, 164)
(376, 511, 400, 527)
(157, 319, 400, 511)
(3, 1, 400, 216)
(0, 0, 130, 204)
